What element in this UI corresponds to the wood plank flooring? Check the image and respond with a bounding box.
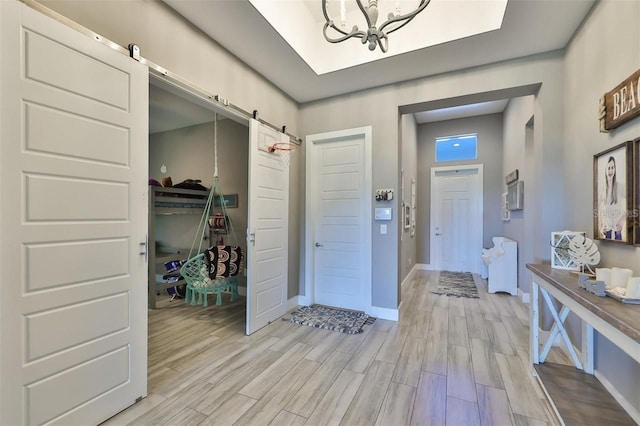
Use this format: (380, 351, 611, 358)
(102, 271, 565, 426)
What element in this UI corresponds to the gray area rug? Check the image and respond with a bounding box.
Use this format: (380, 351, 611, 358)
(283, 304, 376, 334)
(432, 271, 479, 298)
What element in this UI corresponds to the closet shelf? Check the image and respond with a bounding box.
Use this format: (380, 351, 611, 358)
(148, 185, 210, 309)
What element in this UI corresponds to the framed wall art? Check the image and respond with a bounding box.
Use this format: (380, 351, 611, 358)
(593, 141, 633, 243)
(551, 231, 586, 270)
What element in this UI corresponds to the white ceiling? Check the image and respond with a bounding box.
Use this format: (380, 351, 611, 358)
(149, 83, 217, 134)
(162, 0, 596, 104)
(414, 99, 510, 123)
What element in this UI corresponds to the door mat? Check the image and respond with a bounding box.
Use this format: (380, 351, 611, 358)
(283, 304, 376, 334)
(431, 271, 479, 298)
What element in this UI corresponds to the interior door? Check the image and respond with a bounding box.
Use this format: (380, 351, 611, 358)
(432, 167, 482, 273)
(306, 127, 372, 312)
(246, 119, 289, 334)
(0, 3, 148, 425)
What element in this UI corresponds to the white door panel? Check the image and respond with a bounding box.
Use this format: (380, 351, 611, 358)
(246, 119, 289, 335)
(306, 128, 372, 312)
(432, 166, 483, 273)
(1, 3, 148, 424)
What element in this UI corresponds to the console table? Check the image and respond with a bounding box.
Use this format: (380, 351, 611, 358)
(527, 264, 639, 425)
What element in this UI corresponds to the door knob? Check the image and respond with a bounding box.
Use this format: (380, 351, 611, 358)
(315, 242, 323, 247)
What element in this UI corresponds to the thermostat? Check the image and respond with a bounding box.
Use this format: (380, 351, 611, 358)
(375, 207, 392, 221)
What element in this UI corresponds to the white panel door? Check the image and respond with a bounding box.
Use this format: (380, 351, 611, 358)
(432, 167, 482, 273)
(306, 128, 372, 312)
(246, 119, 289, 335)
(0, 3, 148, 425)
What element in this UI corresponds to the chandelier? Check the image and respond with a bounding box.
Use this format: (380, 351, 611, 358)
(322, 0, 430, 53)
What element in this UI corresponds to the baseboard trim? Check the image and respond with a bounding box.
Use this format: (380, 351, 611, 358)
(416, 263, 433, 271)
(369, 305, 399, 321)
(297, 295, 311, 306)
(594, 370, 640, 424)
(401, 264, 420, 288)
(287, 295, 301, 310)
(518, 289, 530, 304)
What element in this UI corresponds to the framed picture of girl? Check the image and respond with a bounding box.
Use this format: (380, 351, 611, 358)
(593, 141, 633, 244)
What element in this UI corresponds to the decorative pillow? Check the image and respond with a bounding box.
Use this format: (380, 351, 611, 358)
(205, 245, 243, 279)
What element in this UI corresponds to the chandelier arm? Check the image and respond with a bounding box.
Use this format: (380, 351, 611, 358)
(324, 20, 352, 37)
(321, 0, 332, 23)
(378, 0, 431, 33)
(323, 21, 367, 43)
(355, 0, 373, 29)
(377, 35, 388, 53)
(321, 0, 351, 37)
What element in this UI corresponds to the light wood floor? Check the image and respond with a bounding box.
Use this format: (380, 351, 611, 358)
(103, 271, 568, 426)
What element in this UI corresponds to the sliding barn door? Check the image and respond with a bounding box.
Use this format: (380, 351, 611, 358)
(246, 119, 290, 334)
(0, 2, 148, 424)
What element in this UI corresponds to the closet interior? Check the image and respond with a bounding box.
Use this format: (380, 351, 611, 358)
(148, 79, 249, 309)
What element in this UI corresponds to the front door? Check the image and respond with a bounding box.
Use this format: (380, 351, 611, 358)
(305, 127, 372, 312)
(246, 119, 290, 334)
(431, 166, 483, 273)
(0, 3, 148, 424)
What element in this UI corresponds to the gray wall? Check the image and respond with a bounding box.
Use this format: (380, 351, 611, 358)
(399, 114, 418, 288)
(300, 52, 565, 310)
(149, 119, 250, 288)
(562, 0, 640, 412)
(502, 96, 536, 292)
(416, 114, 504, 267)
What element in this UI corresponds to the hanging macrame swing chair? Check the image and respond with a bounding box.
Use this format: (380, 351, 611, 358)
(180, 114, 243, 307)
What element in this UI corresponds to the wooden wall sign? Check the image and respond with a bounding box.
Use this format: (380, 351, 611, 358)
(600, 68, 640, 132)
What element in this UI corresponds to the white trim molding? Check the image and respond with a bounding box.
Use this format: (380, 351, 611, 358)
(287, 295, 301, 311)
(416, 263, 434, 271)
(518, 289, 530, 304)
(369, 305, 399, 321)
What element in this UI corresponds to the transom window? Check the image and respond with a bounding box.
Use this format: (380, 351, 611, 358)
(435, 133, 478, 163)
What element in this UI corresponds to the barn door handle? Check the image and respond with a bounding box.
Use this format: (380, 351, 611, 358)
(315, 242, 323, 247)
(139, 236, 148, 263)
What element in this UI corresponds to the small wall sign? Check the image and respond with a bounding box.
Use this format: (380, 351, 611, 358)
(505, 169, 519, 185)
(599, 67, 640, 132)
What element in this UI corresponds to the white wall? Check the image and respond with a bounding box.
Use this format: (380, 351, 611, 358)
(399, 114, 418, 287)
(562, 0, 640, 413)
